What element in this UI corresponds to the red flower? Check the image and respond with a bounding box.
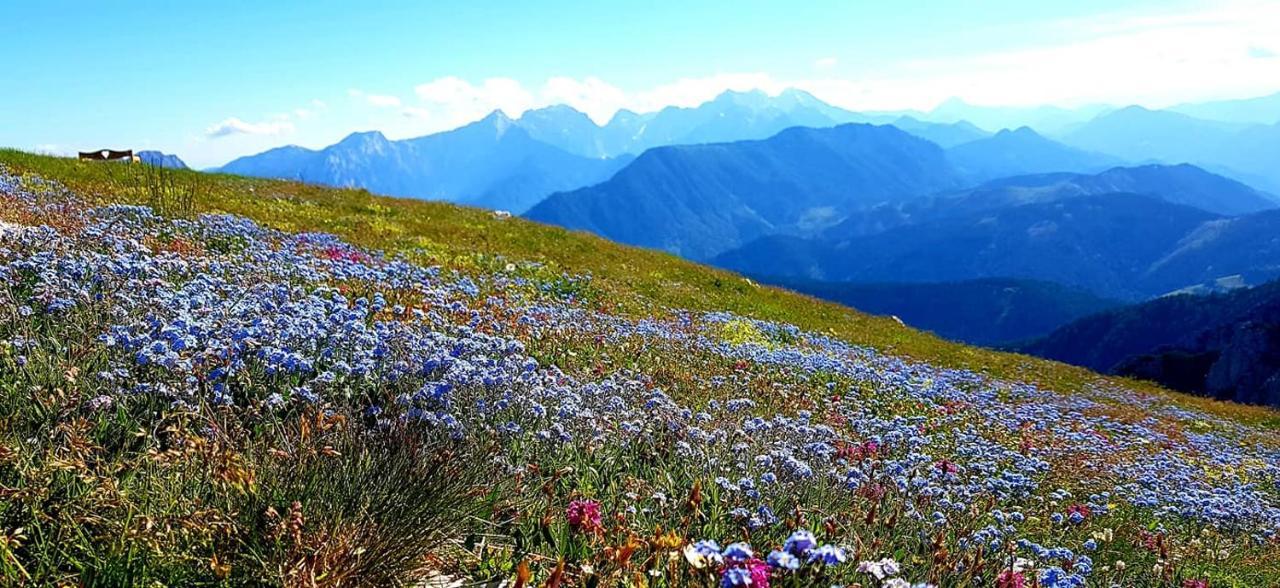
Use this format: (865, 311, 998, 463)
(566, 499, 602, 533)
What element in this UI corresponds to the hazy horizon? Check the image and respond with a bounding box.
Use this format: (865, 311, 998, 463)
(3, 0, 1279, 168)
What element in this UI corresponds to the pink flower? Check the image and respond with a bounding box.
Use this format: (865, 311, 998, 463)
(746, 558, 770, 588)
(1182, 580, 1209, 588)
(720, 558, 770, 588)
(566, 499, 602, 533)
(996, 569, 1026, 588)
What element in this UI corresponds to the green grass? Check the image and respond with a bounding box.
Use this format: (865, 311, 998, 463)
(5, 149, 1280, 586)
(3, 149, 1275, 430)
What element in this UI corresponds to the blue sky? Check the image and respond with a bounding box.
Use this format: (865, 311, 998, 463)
(3, 0, 1278, 168)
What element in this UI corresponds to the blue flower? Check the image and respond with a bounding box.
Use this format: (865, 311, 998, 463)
(784, 529, 817, 556)
(767, 549, 800, 570)
(807, 544, 846, 565)
(723, 542, 754, 562)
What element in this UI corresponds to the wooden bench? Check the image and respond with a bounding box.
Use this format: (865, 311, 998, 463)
(78, 149, 140, 163)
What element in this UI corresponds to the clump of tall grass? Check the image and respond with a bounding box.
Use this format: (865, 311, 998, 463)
(0, 350, 494, 586)
(99, 157, 201, 217)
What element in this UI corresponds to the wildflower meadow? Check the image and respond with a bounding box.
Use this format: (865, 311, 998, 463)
(1, 159, 1278, 586)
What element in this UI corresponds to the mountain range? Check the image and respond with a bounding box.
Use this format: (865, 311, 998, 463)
(212, 88, 1280, 217)
(523, 89, 873, 158)
(771, 277, 1120, 346)
(218, 113, 629, 213)
(718, 186, 1280, 302)
(137, 150, 187, 169)
(946, 126, 1120, 181)
(1021, 279, 1280, 407)
(1058, 105, 1280, 193)
(526, 123, 964, 260)
(215, 89, 992, 213)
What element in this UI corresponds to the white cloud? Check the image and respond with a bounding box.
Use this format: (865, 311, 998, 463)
(204, 117, 295, 138)
(400, 106, 431, 119)
(365, 94, 401, 108)
(294, 99, 328, 120)
(198, 0, 1280, 156)
(541, 76, 628, 121)
(1249, 45, 1278, 59)
(403, 72, 789, 129)
(348, 88, 402, 108)
(834, 0, 1280, 109)
(412, 76, 537, 128)
(631, 73, 785, 112)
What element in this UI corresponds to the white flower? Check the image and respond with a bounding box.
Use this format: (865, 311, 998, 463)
(858, 558, 902, 580)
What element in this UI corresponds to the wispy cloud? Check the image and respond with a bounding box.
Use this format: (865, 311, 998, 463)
(1249, 45, 1277, 59)
(349, 88, 402, 108)
(400, 106, 431, 119)
(413, 76, 536, 124)
(205, 117, 295, 138)
(404, 72, 785, 127)
(294, 98, 328, 120)
(204, 0, 1280, 150)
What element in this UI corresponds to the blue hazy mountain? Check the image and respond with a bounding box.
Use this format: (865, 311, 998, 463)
(954, 164, 1278, 216)
(716, 193, 1280, 301)
(1215, 122, 1280, 192)
(889, 116, 989, 147)
(814, 164, 1277, 239)
(1021, 279, 1280, 407)
(922, 97, 1114, 134)
(1059, 106, 1280, 193)
(525, 123, 964, 260)
(947, 126, 1121, 180)
(217, 145, 315, 178)
(770, 276, 1120, 346)
(1060, 106, 1244, 163)
(216, 112, 628, 213)
(517, 89, 871, 158)
(512, 104, 614, 158)
(216, 89, 988, 213)
(1169, 91, 1280, 125)
(136, 150, 187, 169)
(513, 89, 997, 158)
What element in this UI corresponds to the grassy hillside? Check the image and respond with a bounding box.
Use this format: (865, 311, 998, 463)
(2, 150, 1272, 428)
(760, 277, 1122, 346)
(2, 149, 1278, 587)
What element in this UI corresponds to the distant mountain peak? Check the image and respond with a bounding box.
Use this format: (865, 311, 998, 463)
(335, 130, 389, 149)
(1115, 104, 1154, 115)
(475, 110, 519, 137)
(932, 97, 972, 111)
(710, 88, 773, 108)
(994, 126, 1042, 138)
(481, 109, 514, 124)
(522, 103, 590, 119)
(778, 87, 823, 104)
(136, 150, 188, 169)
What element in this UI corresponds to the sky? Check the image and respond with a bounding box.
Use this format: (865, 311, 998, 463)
(2, 0, 1279, 168)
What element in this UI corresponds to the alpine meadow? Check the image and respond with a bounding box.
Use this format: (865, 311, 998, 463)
(2, 2, 1280, 587)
